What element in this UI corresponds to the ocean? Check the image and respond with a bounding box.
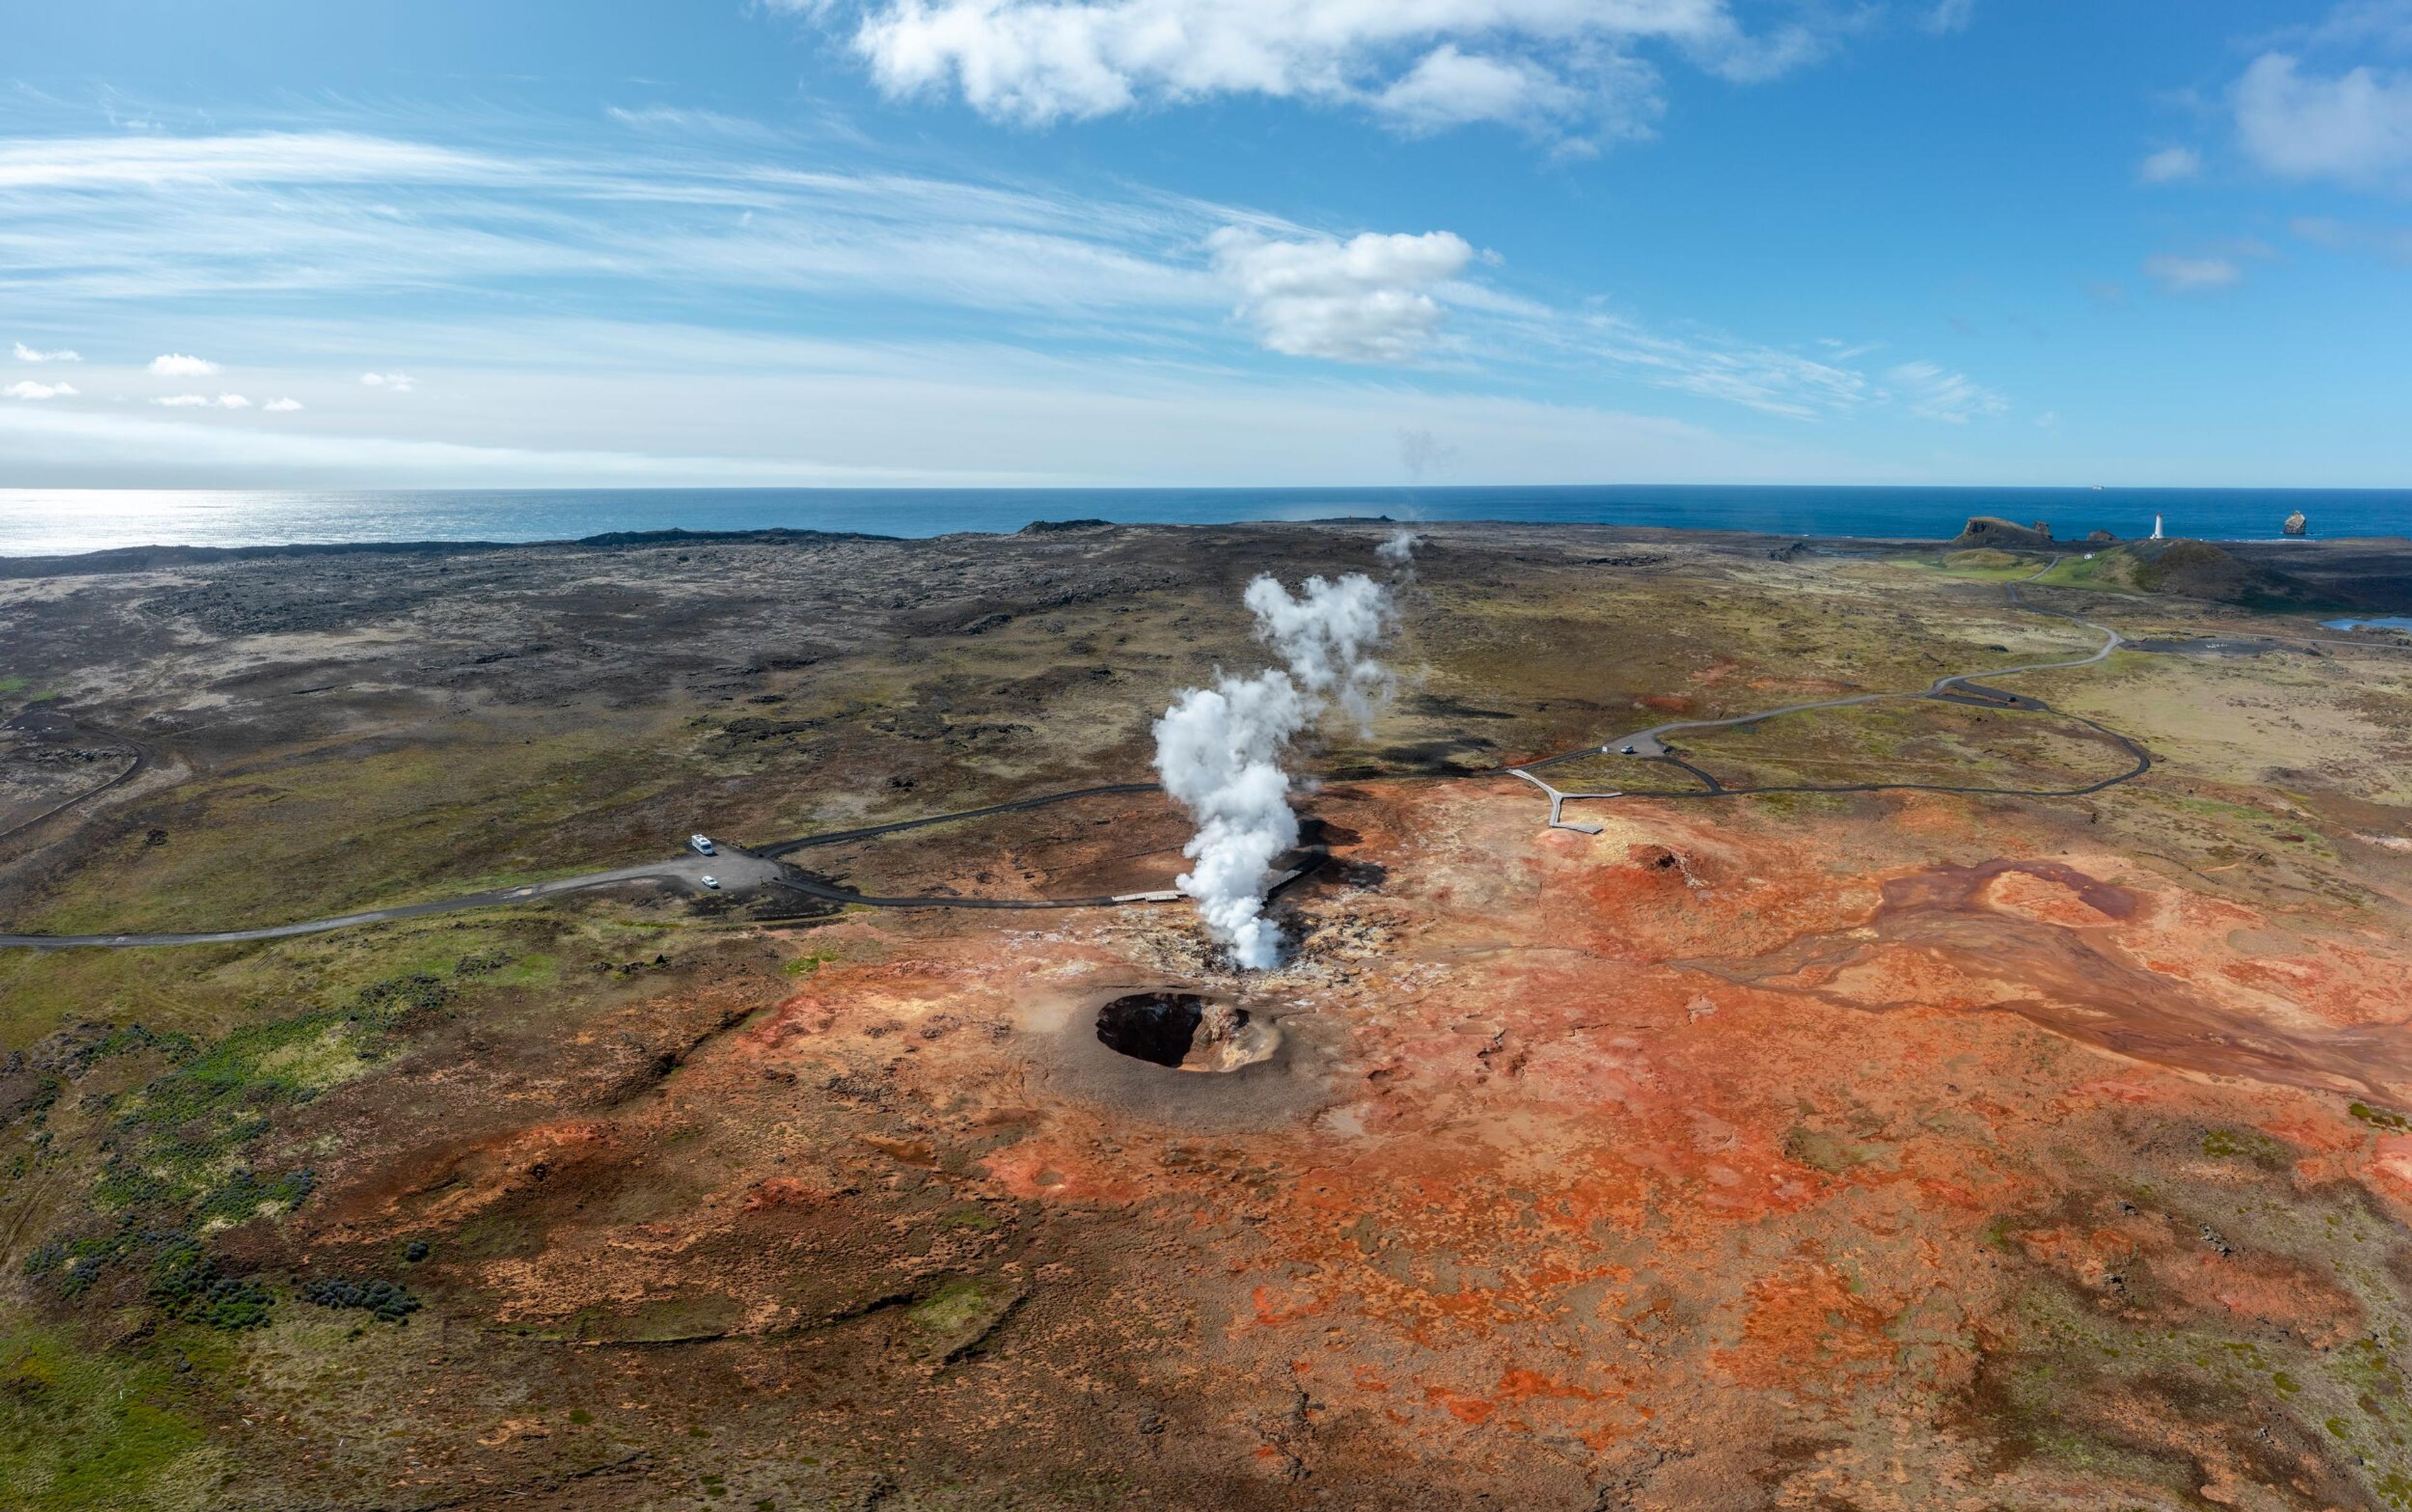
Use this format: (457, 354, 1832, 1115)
(0, 485, 2405, 558)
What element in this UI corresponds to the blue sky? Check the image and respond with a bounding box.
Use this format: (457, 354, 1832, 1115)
(3, 0, 2409, 488)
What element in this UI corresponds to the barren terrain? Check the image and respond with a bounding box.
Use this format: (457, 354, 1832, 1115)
(5, 520, 2412, 1510)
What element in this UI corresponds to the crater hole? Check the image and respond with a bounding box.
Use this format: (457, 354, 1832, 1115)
(1095, 993, 1210, 1067)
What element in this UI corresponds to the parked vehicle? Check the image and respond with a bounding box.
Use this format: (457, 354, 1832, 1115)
(690, 833, 715, 856)
(699, 875, 720, 890)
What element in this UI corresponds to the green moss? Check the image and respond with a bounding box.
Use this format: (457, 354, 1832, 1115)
(2352, 1102, 2412, 1133)
(909, 1279, 997, 1335)
(0, 1321, 223, 1510)
(2202, 1127, 2293, 1167)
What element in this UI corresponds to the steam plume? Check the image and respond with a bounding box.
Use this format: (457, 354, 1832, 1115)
(1153, 561, 1405, 969)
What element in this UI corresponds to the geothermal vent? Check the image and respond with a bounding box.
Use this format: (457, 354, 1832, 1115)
(1094, 992, 1278, 1074)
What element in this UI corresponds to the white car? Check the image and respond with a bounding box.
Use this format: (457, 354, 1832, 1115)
(689, 833, 715, 856)
(698, 874, 721, 890)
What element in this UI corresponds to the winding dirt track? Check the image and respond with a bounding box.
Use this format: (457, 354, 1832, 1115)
(1512, 560, 2151, 809)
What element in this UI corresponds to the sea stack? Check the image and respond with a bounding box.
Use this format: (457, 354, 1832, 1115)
(2283, 510, 2308, 537)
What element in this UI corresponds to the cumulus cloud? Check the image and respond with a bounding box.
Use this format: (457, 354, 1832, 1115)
(264, 396, 305, 412)
(2145, 254, 2244, 292)
(4, 380, 78, 400)
(2234, 52, 2412, 187)
(360, 371, 417, 391)
(149, 352, 221, 376)
(13, 342, 80, 362)
(1885, 360, 2007, 423)
(1211, 227, 1474, 364)
(808, 0, 1836, 145)
(1374, 45, 1610, 137)
(154, 393, 253, 408)
(2139, 145, 2203, 183)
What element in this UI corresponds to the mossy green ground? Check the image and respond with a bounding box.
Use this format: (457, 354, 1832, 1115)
(0, 1323, 229, 1511)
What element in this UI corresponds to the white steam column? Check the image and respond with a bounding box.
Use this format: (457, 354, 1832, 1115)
(1152, 542, 1411, 969)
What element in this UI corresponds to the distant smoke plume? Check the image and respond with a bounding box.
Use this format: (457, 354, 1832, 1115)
(1376, 528, 1421, 574)
(1153, 560, 1404, 969)
(1398, 427, 1457, 481)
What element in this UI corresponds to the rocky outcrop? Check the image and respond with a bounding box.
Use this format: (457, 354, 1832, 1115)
(1953, 516, 2054, 550)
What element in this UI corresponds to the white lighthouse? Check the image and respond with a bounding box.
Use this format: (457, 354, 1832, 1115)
(2151, 513, 2164, 540)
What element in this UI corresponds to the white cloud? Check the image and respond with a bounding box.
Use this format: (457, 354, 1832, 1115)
(2293, 213, 2412, 262)
(13, 341, 80, 362)
(2145, 253, 2244, 292)
(0, 352, 1793, 492)
(153, 393, 253, 409)
(1210, 227, 1474, 364)
(4, 380, 78, 400)
(1921, 0, 1977, 36)
(2138, 145, 2203, 183)
(2234, 52, 2412, 187)
(264, 396, 305, 412)
(1885, 360, 2007, 423)
(0, 119, 2005, 483)
(1374, 45, 1626, 138)
(2283, 0, 2412, 54)
(149, 352, 222, 376)
(812, 0, 1835, 145)
(0, 131, 500, 192)
(604, 105, 769, 137)
(360, 371, 417, 391)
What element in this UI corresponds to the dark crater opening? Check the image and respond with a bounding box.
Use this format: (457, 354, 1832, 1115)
(1095, 993, 1210, 1067)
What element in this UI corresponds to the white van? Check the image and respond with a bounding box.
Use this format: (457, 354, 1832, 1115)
(690, 834, 715, 856)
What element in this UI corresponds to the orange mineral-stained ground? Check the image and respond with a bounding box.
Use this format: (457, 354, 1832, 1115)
(253, 773, 2412, 1509)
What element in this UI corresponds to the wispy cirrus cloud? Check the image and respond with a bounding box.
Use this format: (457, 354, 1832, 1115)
(0, 121, 1990, 420)
(154, 393, 251, 408)
(2293, 212, 2412, 262)
(0, 131, 500, 191)
(1884, 360, 2007, 423)
(0, 113, 2009, 486)
(2145, 253, 2245, 292)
